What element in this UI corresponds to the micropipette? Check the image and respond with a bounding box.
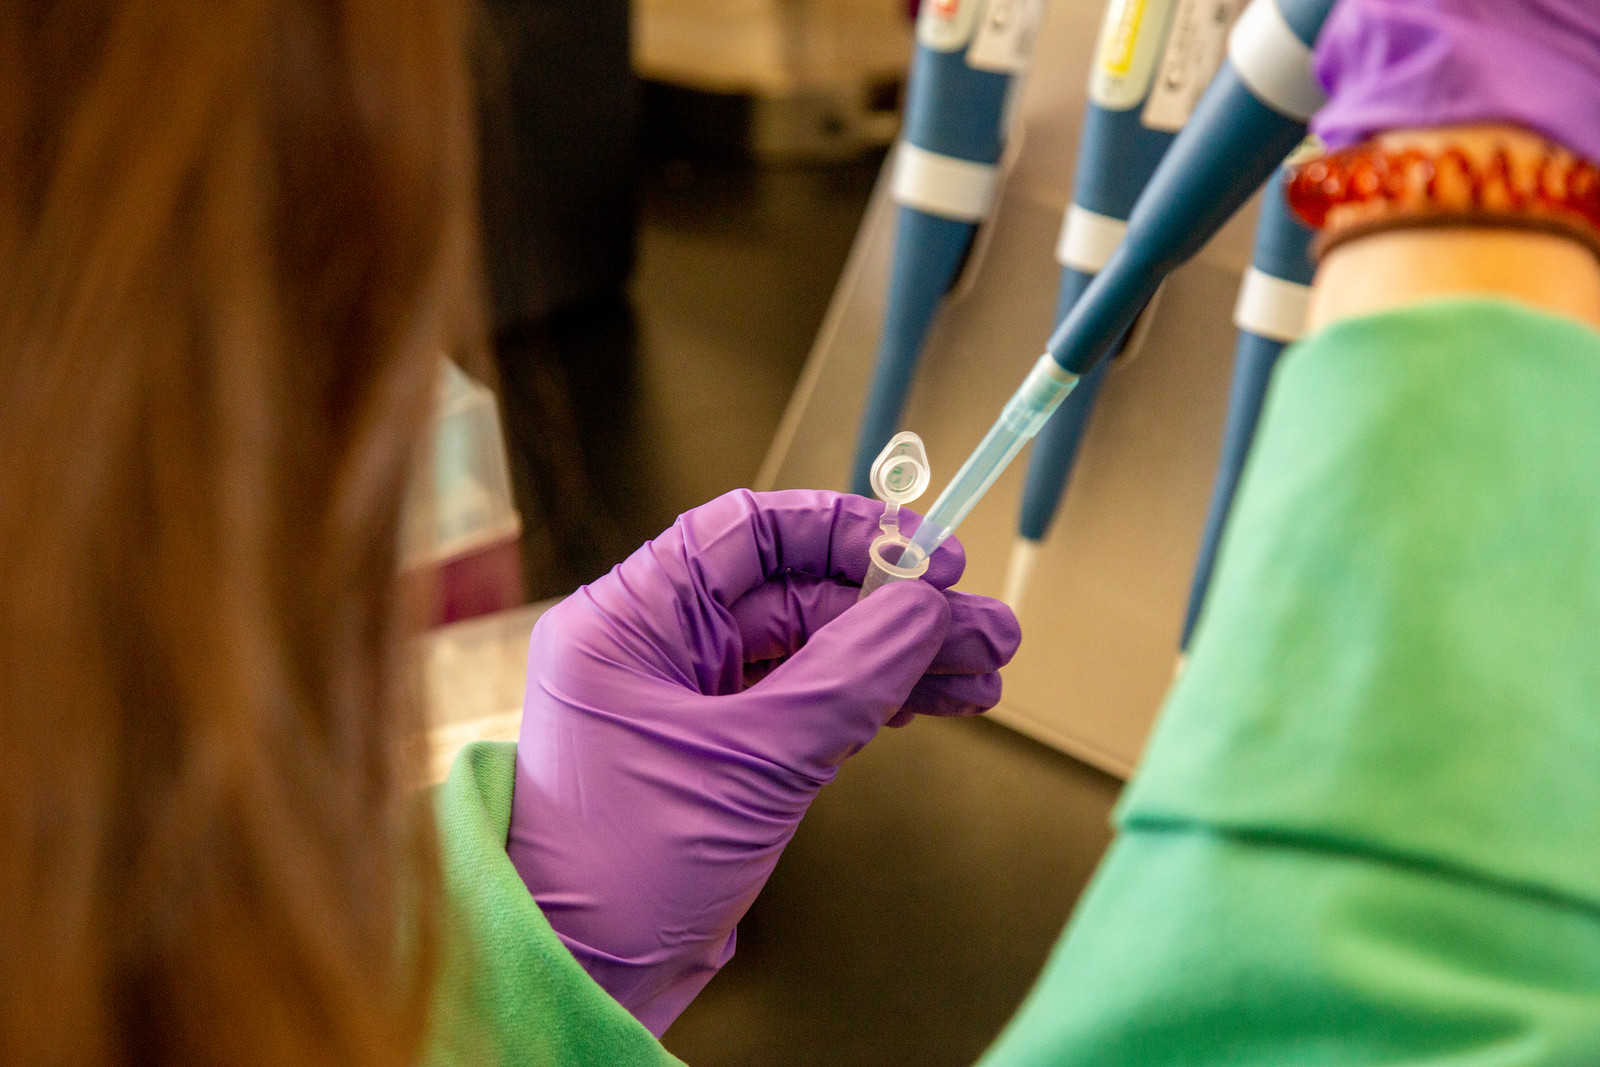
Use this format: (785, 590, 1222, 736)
(896, 0, 1337, 570)
(849, 0, 1047, 497)
(1180, 162, 1314, 648)
(897, 355, 1078, 568)
(1007, 0, 1246, 608)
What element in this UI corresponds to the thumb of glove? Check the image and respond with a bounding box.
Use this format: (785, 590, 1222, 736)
(727, 578, 951, 781)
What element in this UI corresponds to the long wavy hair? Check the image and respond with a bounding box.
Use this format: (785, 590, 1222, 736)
(0, 0, 478, 1062)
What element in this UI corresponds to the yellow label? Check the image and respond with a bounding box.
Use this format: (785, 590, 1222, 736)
(1099, 0, 1149, 76)
(1089, 0, 1177, 110)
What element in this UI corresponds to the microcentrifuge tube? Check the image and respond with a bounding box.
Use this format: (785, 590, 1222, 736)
(859, 431, 932, 600)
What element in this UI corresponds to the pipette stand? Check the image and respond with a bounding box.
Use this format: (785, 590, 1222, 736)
(758, 0, 1263, 777)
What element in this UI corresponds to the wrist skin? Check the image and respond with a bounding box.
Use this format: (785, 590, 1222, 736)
(1306, 125, 1600, 334)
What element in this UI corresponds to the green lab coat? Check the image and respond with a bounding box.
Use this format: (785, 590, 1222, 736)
(979, 299, 1600, 1064)
(426, 299, 1600, 1064)
(427, 739, 685, 1066)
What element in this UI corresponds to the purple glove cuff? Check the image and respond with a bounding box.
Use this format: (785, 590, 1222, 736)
(1313, 0, 1600, 163)
(552, 926, 734, 1037)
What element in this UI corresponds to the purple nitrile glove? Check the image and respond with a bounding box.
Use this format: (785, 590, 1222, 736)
(1312, 0, 1600, 162)
(507, 489, 1021, 1035)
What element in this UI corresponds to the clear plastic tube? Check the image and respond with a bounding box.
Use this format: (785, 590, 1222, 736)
(859, 431, 935, 599)
(859, 529, 933, 599)
(896, 355, 1078, 568)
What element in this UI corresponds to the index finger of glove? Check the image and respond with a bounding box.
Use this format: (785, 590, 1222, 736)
(731, 577, 1018, 676)
(924, 591, 1021, 675)
(729, 579, 952, 777)
(662, 489, 965, 608)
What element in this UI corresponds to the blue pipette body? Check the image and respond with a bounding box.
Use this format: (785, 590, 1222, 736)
(1016, 13, 1188, 546)
(849, 1, 1020, 496)
(899, 0, 1337, 568)
(1017, 272, 1115, 543)
(1048, 0, 1336, 375)
(1180, 166, 1314, 646)
(855, 209, 987, 495)
(1048, 84, 1300, 371)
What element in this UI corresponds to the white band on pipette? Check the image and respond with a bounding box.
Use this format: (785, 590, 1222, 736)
(1227, 0, 1327, 122)
(892, 143, 1000, 222)
(1024, 352, 1077, 387)
(1003, 354, 1079, 436)
(1233, 267, 1311, 342)
(1056, 205, 1127, 272)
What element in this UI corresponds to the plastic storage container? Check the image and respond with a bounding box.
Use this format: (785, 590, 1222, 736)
(402, 361, 525, 626)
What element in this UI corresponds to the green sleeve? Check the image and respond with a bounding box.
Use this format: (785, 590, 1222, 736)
(426, 741, 685, 1067)
(980, 300, 1600, 1066)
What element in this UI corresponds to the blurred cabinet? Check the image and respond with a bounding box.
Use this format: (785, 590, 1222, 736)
(403, 361, 525, 627)
(634, 0, 913, 158)
(478, 0, 637, 328)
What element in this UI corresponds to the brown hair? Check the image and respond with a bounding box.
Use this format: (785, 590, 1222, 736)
(0, 0, 479, 1063)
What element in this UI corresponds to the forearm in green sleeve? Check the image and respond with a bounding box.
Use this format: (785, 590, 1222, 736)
(426, 742, 684, 1067)
(981, 300, 1600, 1065)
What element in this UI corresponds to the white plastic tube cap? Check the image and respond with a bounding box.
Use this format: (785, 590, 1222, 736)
(870, 431, 932, 505)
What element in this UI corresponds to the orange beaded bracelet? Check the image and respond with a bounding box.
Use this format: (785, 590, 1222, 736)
(1285, 139, 1600, 259)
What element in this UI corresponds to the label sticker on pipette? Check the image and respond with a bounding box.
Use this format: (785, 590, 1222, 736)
(1141, 0, 1246, 131)
(966, 0, 1046, 74)
(919, 0, 988, 52)
(1089, 0, 1178, 110)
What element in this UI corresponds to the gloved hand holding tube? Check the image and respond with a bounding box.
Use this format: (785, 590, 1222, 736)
(508, 489, 1020, 1036)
